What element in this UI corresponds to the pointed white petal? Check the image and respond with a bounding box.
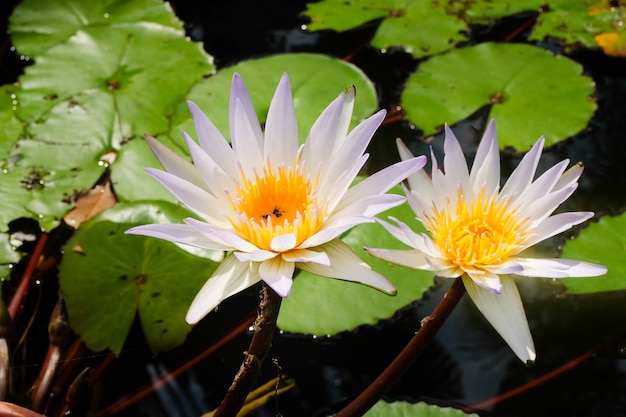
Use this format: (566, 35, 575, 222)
(328, 194, 405, 230)
(302, 91, 347, 173)
(283, 248, 330, 265)
(500, 136, 544, 198)
(264, 73, 298, 164)
(514, 159, 568, 209)
(259, 257, 295, 297)
(229, 73, 263, 147)
(186, 255, 261, 324)
(336, 156, 426, 214)
(554, 162, 583, 191)
(298, 240, 396, 294)
(145, 169, 230, 227)
(186, 101, 239, 178)
(144, 135, 206, 190)
(396, 139, 434, 200)
(513, 257, 608, 278)
(184, 218, 258, 252)
(462, 274, 536, 363)
(232, 98, 264, 171)
(181, 131, 232, 202)
(125, 223, 231, 250)
(443, 124, 470, 187)
(470, 120, 500, 195)
(364, 247, 433, 270)
(522, 184, 578, 225)
(523, 212, 594, 247)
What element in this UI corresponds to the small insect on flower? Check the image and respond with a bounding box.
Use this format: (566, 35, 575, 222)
(126, 72, 427, 324)
(365, 121, 607, 363)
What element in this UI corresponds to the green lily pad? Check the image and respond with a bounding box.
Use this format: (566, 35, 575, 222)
(304, 0, 467, 58)
(0, 86, 22, 160)
(6, 10, 213, 220)
(364, 401, 479, 417)
(559, 213, 626, 294)
(402, 42, 596, 150)
(58, 201, 217, 354)
(169, 53, 377, 147)
(9, 0, 183, 57)
(278, 186, 434, 336)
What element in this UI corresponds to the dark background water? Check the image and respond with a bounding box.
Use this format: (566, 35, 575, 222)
(1, 0, 626, 416)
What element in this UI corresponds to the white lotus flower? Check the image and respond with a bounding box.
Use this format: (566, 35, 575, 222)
(365, 121, 607, 363)
(126, 72, 426, 324)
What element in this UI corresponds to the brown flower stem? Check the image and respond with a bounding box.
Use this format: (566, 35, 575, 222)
(213, 283, 283, 417)
(334, 277, 466, 417)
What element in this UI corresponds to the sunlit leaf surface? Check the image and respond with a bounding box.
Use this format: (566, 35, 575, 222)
(9, 0, 182, 57)
(402, 42, 596, 149)
(304, 0, 467, 58)
(59, 202, 218, 354)
(365, 401, 479, 416)
(278, 185, 434, 335)
(560, 213, 626, 294)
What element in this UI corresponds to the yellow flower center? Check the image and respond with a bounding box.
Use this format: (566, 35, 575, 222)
(228, 161, 323, 251)
(428, 189, 528, 270)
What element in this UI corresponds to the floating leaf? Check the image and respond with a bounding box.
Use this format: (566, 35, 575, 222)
(278, 185, 434, 335)
(560, 213, 626, 294)
(459, 0, 626, 49)
(6, 0, 213, 224)
(63, 181, 117, 229)
(365, 401, 479, 417)
(9, 0, 182, 57)
(595, 32, 626, 57)
(59, 202, 218, 354)
(304, 0, 467, 58)
(169, 53, 377, 146)
(402, 43, 596, 150)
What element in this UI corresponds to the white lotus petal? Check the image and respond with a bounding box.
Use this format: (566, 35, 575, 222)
(145, 169, 229, 227)
(186, 255, 261, 324)
(125, 223, 232, 250)
(554, 162, 583, 191)
(144, 135, 206, 190)
(396, 139, 434, 200)
(302, 91, 348, 173)
(443, 124, 470, 188)
(182, 131, 232, 201)
(264, 73, 298, 163)
(328, 194, 405, 228)
(470, 120, 500, 195)
(364, 247, 433, 271)
(514, 257, 608, 278)
(522, 184, 578, 225)
(282, 248, 330, 265)
(184, 218, 258, 253)
(234, 250, 277, 262)
(186, 101, 238, 179)
(298, 240, 396, 294)
(232, 98, 264, 172)
(523, 212, 594, 247)
(270, 233, 297, 252)
(462, 274, 536, 363)
(337, 156, 426, 214)
(259, 257, 295, 297)
(229, 73, 263, 147)
(500, 136, 544, 198)
(513, 159, 568, 209)
(465, 269, 503, 294)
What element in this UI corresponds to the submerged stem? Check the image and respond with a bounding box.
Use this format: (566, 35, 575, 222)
(213, 282, 282, 417)
(334, 277, 467, 417)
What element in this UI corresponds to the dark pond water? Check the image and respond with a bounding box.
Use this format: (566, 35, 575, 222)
(1, 1, 626, 416)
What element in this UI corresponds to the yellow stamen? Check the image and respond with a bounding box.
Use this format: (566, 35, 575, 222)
(228, 160, 323, 251)
(427, 188, 528, 269)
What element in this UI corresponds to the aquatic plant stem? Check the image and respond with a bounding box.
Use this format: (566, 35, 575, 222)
(213, 282, 282, 417)
(334, 277, 466, 417)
